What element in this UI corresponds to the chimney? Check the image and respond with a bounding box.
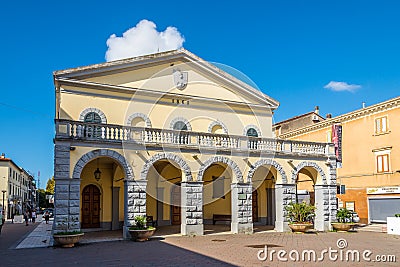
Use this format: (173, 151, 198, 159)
(326, 114, 332, 119)
(362, 102, 366, 108)
(1, 153, 5, 159)
(314, 106, 320, 115)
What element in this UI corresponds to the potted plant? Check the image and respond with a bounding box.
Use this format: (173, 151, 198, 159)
(128, 215, 156, 242)
(53, 216, 84, 247)
(331, 208, 355, 232)
(285, 202, 315, 233)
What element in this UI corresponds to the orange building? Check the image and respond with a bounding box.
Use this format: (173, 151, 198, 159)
(275, 96, 400, 224)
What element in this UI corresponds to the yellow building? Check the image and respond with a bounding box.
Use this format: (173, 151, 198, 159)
(53, 49, 337, 238)
(0, 153, 36, 218)
(276, 97, 400, 224)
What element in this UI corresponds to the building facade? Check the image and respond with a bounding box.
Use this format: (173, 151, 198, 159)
(0, 154, 36, 218)
(53, 49, 337, 238)
(276, 97, 400, 224)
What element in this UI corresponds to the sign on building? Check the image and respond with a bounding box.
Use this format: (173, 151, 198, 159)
(367, 186, 400, 195)
(332, 124, 342, 167)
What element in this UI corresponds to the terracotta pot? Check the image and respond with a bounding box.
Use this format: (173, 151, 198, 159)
(289, 223, 313, 233)
(129, 228, 156, 242)
(331, 223, 355, 232)
(53, 233, 84, 248)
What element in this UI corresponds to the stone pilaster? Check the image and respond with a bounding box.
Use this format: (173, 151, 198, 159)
(53, 178, 81, 233)
(314, 184, 336, 231)
(274, 183, 296, 232)
(54, 144, 70, 179)
(123, 180, 147, 239)
(181, 181, 203, 236)
(231, 183, 253, 234)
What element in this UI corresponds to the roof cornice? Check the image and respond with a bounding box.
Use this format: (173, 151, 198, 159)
(279, 96, 400, 139)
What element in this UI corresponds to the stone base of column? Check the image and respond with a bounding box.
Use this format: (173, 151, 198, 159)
(181, 224, 204, 236)
(275, 220, 290, 232)
(315, 220, 330, 232)
(123, 226, 131, 240)
(231, 222, 253, 234)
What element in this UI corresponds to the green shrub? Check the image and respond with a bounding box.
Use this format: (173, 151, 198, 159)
(128, 215, 155, 230)
(395, 214, 400, 218)
(336, 208, 352, 223)
(285, 202, 315, 223)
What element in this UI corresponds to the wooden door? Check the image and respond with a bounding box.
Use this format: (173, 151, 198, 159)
(252, 190, 258, 222)
(171, 185, 181, 225)
(82, 185, 101, 228)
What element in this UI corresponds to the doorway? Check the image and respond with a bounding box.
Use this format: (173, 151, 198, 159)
(171, 184, 181, 225)
(252, 190, 258, 222)
(82, 184, 101, 228)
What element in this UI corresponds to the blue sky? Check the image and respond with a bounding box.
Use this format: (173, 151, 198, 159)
(1, 1, 399, 187)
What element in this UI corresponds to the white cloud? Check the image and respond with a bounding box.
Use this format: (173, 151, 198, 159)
(324, 81, 361, 92)
(105, 19, 185, 62)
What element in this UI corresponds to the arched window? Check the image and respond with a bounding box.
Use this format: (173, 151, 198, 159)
(172, 121, 189, 144)
(84, 112, 102, 123)
(84, 112, 102, 138)
(246, 128, 259, 137)
(173, 121, 188, 131)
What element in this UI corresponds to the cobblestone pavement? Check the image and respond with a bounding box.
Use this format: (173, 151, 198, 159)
(163, 231, 400, 266)
(3, 220, 399, 266)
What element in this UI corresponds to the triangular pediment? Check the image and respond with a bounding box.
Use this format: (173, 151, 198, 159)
(54, 49, 279, 109)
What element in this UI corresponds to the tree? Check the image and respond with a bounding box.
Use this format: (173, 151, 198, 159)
(37, 189, 48, 209)
(46, 176, 55, 195)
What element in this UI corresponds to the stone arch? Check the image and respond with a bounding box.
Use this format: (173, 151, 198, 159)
(140, 153, 193, 181)
(169, 117, 192, 131)
(79, 107, 107, 123)
(72, 149, 133, 180)
(197, 156, 243, 183)
(126, 112, 152, 128)
(291, 161, 327, 185)
(208, 120, 228, 134)
(243, 124, 261, 137)
(247, 159, 287, 183)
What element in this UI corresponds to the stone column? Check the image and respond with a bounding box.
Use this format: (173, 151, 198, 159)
(274, 183, 296, 232)
(231, 183, 253, 234)
(181, 181, 203, 236)
(53, 143, 82, 234)
(53, 178, 81, 233)
(314, 184, 337, 231)
(123, 179, 147, 239)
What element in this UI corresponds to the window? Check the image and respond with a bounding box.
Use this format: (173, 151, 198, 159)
(246, 128, 258, 137)
(376, 154, 389, 173)
(212, 176, 225, 199)
(375, 116, 388, 134)
(173, 121, 188, 131)
(84, 112, 102, 138)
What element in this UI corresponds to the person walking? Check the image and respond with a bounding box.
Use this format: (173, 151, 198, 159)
(24, 210, 29, 226)
(31, 210, 36, 223)
(44, 211, 50, 224)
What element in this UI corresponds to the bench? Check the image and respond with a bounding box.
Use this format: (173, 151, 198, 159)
(213, 214, 231, 225)
(146, 216, 157, 227)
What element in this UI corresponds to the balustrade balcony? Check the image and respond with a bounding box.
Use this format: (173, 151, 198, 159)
(55, 120, 334, 157)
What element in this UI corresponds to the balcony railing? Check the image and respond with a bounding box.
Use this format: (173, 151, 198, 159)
(55, 120, 334, 156)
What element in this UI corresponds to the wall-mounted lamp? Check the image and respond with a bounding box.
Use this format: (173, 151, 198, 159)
(94, 158, 101, 181)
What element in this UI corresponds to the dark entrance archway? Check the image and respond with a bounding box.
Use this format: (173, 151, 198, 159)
(82, 184, 101, 228)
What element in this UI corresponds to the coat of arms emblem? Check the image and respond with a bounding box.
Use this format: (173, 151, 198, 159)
(173, 69, 188, 90)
